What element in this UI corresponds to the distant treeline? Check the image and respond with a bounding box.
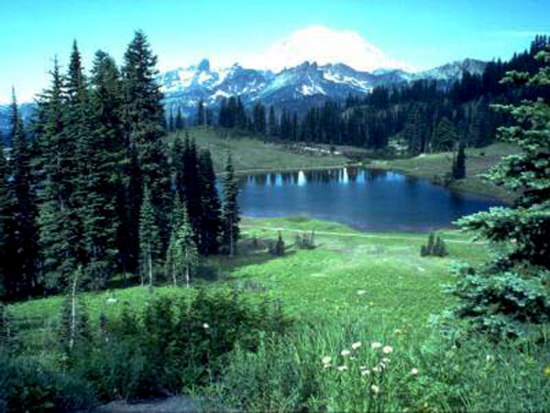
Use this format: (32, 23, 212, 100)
(200, 35, 550, 155)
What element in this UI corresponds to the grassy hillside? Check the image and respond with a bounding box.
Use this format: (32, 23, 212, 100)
(7, 217, 549, 412)
(169, 127, 350, 174)
(9, 217, 485, 349)
(368, 143, 518, 202)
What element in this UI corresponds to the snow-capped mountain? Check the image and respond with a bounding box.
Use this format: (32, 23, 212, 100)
(158, 58, 487, 117)
(0, 58, 486, 140)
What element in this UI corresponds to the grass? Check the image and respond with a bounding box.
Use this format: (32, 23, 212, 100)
(168, 127, 350, 174)
(6, 216, 550, 411)
(368, 142, 519, 202)
(9, 217, 485, 350)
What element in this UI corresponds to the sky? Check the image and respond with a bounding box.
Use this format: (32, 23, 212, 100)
(0, 0, 549, 102)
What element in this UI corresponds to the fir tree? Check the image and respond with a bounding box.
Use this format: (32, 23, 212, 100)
(83, 50, 125, 288)
(452, 49, 550, 336)
(9, 90, 40, 298)
(139, 185, 161, 291)
(198, 149, 222, 255)
(197, 99, 205, 126)
(166, 201, 197, 287)
(122, 30, 172, 257)
(37, 58, 79, 292)
(268, 106, 277, 136)
(432, 117, 457, 152)
(175, 108, 184, 130)
(221, 153, 240, 256)
(452, 141, 466, 180)
(0, 138, 16, 299)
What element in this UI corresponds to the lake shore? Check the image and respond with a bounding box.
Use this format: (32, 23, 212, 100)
(365, 142, 518, 204)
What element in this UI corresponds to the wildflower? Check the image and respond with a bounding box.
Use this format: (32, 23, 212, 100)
(341, 349, 351, 357)
(203, 323, 210, 329)
(371, 384, 380, 394)
(352, 341, 362, 350)
(371, 342, 382, 349)
(337, 365, 348, 371)
(382, 357, 391, 364)
(411, 368, 419, 376)
(322, 356, 332, 365)
(357, 290, 366, 295)
(545, 366, 550, 376)
(372, 366, 380, 373)
(383, 346, 393, 354)
(395, 329, 402, 335)
(486, 355, 495, 363)
(361, 369, 371, 376)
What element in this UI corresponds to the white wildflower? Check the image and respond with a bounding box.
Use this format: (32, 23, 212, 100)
(352, 342, 362, 350)
(322, 356, 332, 365)
(203, 323, 210, 329)
(411, 368, 419, 376)
(341, 349, 351, 357)
(371, 342, 382, 349)
(361, 369, 371, 376)
(357, 290, 366, 295)
(383, 346, 393, 354)
(382, 357, 391, 364)
(337, 365, 348, 371)
(371, 384, 380, 394)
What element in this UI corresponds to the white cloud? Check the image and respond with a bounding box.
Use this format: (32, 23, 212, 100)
(242, 26, 414, 73)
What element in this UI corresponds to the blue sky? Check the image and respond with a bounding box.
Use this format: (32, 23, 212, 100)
(1, 0, 549, 102)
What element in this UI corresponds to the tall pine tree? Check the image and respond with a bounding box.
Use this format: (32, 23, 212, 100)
(9, 90, 40, 298)
(221, 153, 240, 257)
(198, 149, 222, 255)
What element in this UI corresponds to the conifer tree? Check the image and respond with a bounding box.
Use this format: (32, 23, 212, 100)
(175, 108, 184, 130)
(83, 50, 125, 288)
(452, 49, 550, 336)
(221, 153, 240, 256)
(197, 99, 205, 126)
(168, 109, 174, 132)
(181, 137, 202, 243)
(452, 141, 466, 180)
(139, 185, 161, 291)
(432, 117, 457, 152)
(268, 106, 277, 136)
(37, 59, 79, 292)
(65, 41, 91, 275)
(166, 201, 197, 287)
(9, 90, 40, 297)
(122, 30, 172, 256)
(198, 149, 222, 255)
(0, 138, 16, 299)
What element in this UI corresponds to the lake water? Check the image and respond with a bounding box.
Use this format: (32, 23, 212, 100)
(238, 168, 505, 232)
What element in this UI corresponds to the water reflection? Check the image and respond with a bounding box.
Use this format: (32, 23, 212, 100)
(239, 168, 504, 232)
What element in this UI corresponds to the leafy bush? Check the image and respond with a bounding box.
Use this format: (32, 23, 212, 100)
(295, 231, 316, 250)
(0, 354, 96, 412)
(68, 288, 292, 401)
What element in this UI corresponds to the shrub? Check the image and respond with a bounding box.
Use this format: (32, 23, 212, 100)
(269, 231, 286, 256)
(0, 355, 96, 412)
(295, 231, 316, 250)
(68, 289, 292, 401)
(420, 233, 448, 257)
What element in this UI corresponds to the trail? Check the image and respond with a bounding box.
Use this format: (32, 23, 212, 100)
(241, 224, 485, 245)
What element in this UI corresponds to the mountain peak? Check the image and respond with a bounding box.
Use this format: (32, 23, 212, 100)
(242, 26, 413, 73)
(198, 58, 210, 72)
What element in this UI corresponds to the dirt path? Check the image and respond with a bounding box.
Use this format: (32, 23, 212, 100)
(241, 224, 484, 245)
